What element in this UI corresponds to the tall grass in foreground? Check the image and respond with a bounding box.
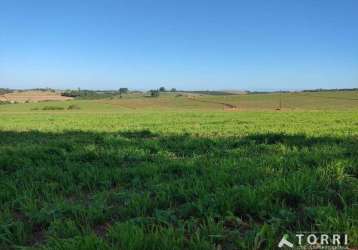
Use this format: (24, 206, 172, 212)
(0, 111, 357, 249)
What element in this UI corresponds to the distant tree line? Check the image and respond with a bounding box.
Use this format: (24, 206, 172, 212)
(302, 88, 358, 92)
(146, 87, 176, 97)
(0, 88, 13, 95)
(3, 87, 357, 100)
(61, 87, 177, 99)
(183, 90, 238, 95)
(61, 88, 131, 99)
(158, 87, 177, 92)
(149, 89, 160, 97)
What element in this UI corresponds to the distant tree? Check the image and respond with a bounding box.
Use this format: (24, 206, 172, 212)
(61, 90, 80, 98)
(119, 88, 128, 94)
(149, 89, 160, 97)
(119, 88, 128, 98)
(170, 88, 176, 92)
(159, 87, 166, 92)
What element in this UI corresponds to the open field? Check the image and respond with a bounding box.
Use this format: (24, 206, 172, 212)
(0, 90, 358, 113)
(0, 92, 357, 249)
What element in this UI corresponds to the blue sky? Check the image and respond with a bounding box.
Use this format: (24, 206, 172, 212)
(1, 0, 357, 90)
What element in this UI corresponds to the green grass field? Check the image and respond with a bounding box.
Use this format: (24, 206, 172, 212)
(0, 91, 357, 249)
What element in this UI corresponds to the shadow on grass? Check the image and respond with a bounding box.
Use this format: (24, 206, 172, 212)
(0, 130, 357, 249)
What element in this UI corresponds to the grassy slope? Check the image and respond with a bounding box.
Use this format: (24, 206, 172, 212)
(199, 91, 358, 110)
(0, 92, 357, 249)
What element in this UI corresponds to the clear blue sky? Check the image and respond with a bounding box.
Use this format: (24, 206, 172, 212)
(1, 0, 357, 90)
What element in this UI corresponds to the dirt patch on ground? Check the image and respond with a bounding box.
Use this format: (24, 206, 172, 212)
(223, 103, 239, 111)
(0, 91, 73, 103)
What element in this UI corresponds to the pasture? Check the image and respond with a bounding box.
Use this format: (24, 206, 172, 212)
(0, 91, 357, 249)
